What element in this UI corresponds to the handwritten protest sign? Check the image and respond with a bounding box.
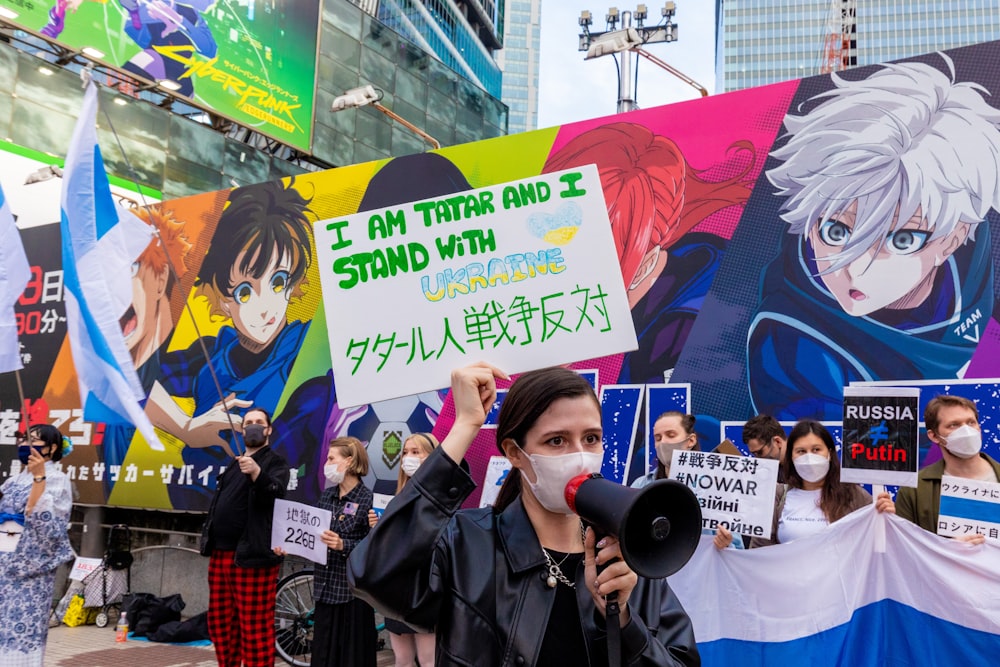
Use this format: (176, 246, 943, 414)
(670, 450, 779, 538)
(314, 165, 638, 407)
(841, 386, 920, 487)
(271, 499, 332, 564)
(938, 475, 1000, 542)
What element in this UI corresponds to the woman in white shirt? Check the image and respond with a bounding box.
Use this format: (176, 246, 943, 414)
(715, 420, 871, 549)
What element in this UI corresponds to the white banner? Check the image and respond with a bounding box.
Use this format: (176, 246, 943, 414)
(670, 450, 779, 538)
(271, 498, 332, 564)
(938, 474, 1000, 542)
(314, 165, 638, 407)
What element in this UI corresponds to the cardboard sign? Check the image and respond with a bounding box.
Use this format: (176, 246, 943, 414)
(271, 499, 332, 565)
(670, 450, 779, 538)
(314, 165, 638, 407)
(372, 492, 393, 519)
(938, 475, 1000, 542)
(479, 456, 513, 508)
(841, 386, 920, 487)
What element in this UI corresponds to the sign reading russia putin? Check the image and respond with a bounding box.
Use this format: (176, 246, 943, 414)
(841, 386, 920, 487)
(314, 165, 638, 407)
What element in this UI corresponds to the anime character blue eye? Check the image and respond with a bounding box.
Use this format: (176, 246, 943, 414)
(233, 282, 253, 304)
(131, 261, 140, 277)
(817, 219, 851, 246)
(886, 229, 931, 255)
(270, 270, 290, 295)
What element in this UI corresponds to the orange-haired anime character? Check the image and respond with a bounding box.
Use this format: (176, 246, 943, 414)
(543, 122, 753, 381)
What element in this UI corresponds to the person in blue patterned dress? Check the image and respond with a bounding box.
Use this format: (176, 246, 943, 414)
(0, 424, 74, 666)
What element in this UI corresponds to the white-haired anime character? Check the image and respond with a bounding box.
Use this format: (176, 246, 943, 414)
(747, 53, 1000, 419)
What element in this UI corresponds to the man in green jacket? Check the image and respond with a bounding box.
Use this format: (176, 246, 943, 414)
(896, 395, 1000, 543)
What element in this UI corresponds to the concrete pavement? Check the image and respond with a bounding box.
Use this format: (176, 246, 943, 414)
(44, 623, 396, 666)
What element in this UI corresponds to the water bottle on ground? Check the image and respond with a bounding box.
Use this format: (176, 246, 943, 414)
(115, 611, 128, 643)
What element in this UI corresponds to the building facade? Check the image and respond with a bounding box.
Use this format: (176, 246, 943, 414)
(717, 0, 1000, 92)
(497, 0, 542, 133)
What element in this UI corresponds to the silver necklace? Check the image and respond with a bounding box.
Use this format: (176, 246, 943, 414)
(542, 549, 575, 589)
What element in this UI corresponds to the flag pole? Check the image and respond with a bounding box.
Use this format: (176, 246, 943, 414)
(87, 72, 246, 458)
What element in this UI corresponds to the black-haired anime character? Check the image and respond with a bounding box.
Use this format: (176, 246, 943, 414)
(145, 179, 314, 507)
(748, 55, 1000, 420)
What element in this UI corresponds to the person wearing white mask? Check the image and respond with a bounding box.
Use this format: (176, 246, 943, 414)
(716, 420, 874, 549)
(631, 412, 698, 489)
(894, 395, 1000, 542)
(308, 436, 377, 667)
(367, 431, 439, 667)
(349, 364, 699, 666)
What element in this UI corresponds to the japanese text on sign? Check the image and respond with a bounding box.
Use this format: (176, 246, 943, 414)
(271, 499, 332, 564)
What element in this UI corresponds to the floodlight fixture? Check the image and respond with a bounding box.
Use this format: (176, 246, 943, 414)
(635, 4, 648, 22)
(331, 85, 382, 111)
(606, 6, 619, 28)
(662, 1, 676, 18)
(585, 27, 642, 59)
(579, 10, 593, 27)
(331, 85, 439, 149)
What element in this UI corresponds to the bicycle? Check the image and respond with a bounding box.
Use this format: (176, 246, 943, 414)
(274, 568, 387, 667)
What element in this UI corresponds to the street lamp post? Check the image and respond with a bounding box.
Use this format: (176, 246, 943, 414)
(579, 3, 705, 114)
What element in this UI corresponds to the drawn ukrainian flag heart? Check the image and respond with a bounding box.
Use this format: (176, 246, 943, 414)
(527, 202, 582, 245)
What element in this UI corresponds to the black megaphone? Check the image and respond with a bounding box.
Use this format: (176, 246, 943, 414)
(565, 473, 702, 579)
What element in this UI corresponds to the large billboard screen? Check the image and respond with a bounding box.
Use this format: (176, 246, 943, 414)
(1, 0, 319, 152)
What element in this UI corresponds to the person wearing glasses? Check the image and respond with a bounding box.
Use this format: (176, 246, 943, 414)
(742, 414, 787, 483)
(349, 364, 699, 666)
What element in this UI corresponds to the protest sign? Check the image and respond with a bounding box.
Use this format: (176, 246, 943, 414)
(479, 456, 513, 508)
(314, 165, 638, 407)
(69, 557, 104, 581)
(271, 499, 332, 565)
(670, 450, 779, 538)
(372, 492, 393, 520)
(841, 386, 920, 486)
(938, 475, 1000, 542)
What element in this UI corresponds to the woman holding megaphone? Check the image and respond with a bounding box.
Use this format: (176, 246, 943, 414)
(349, 363, 699, 667)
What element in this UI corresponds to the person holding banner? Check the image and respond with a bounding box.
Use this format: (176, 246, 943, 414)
(349, 363, 699, 667)
(368, 432, 438, 667)
(310, 436, 376, 667)
(0, 424, 74, 666)
(895, 395, 1000, 541)
(200, 406, 288, 667)
(716, 420, 872, 549)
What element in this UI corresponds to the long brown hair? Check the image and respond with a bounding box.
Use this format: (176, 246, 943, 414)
(493, 367, 601, 512)
(783, 420, 857, 523)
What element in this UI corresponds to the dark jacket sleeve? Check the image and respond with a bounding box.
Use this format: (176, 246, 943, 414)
(348, 447, 475, 629)
(895, 485, 918, 525)
(606, 578, 700, 666)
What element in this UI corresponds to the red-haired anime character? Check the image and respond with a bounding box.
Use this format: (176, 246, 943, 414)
(543, 122, 753, 381)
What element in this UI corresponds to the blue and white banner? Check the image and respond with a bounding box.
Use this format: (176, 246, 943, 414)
(60, 81, 162, 450)
(0, 183, 30, 373)
(670, 508, 1000, 665)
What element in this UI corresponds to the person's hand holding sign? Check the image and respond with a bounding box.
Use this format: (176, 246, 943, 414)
(321, 529, 345, 551)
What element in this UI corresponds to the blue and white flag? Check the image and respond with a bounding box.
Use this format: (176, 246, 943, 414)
(60, 82, 162, 450)
(669, 507, 1000, 666)
(0, 183, 30, 373)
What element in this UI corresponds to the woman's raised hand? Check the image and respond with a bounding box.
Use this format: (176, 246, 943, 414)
(441, 362, 508, 463)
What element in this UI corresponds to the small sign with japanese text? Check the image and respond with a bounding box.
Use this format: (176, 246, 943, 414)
(314, 165, 638, 407)
(670, 450, 779, 538)
(938, 475, 1000, 542)
(271, 499, 332, 564)
(372, 492, 393, 520)
(842, 386, 920, 487)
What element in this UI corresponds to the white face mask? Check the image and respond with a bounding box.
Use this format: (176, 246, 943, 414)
(519, 447, 604, 515)
(401, 456, 422, 477)
(324, 464, 345, 486)
(793, 453, 830, 483)
(943, 425, 982, 459)
(655, 438, 692, 468)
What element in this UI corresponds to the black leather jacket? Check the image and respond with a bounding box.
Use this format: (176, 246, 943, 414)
(349, 448, 700, 666)
(200, 444, 289, 567)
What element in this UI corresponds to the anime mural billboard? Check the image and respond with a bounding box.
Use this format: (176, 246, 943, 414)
(5, 40, 1000, 509)
(1, 0, 319, 151)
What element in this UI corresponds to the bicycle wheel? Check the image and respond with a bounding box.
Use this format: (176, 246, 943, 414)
(274, 569, 315, 667)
